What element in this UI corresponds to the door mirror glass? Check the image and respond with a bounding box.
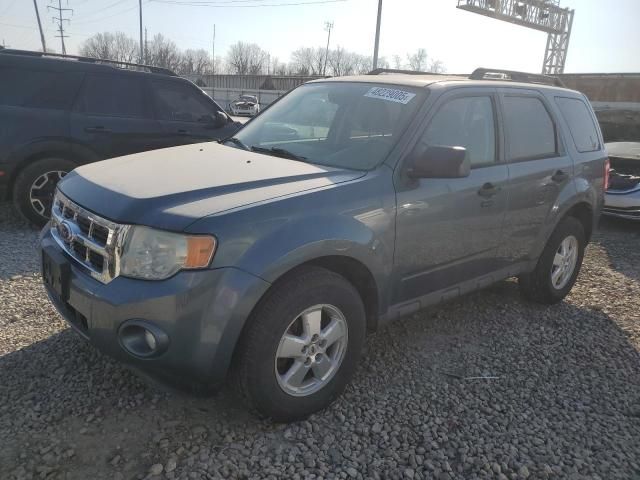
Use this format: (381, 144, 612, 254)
(408, 145, 471, 178)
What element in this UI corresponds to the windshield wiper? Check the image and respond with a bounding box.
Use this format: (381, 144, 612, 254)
(221, 136, 250, 150)
(250, 146, 307, 162)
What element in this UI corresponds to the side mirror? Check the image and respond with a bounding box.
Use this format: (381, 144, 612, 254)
(214, 111, 228, 128)
(407, 145, 470, 179)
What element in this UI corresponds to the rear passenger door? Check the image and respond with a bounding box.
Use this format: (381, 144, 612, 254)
(393, 89, 509, 304)
(70, 73, 164, 160)
(498, 90, 574, 262)
(150, 79, 237, 147)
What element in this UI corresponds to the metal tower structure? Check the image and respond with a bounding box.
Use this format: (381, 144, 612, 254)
(456, 0, 575, 75)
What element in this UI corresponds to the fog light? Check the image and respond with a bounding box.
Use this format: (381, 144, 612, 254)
(118, 320, 169, 358)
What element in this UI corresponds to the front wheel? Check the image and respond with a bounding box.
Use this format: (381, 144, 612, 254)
(13, 157, 76, 227)
(233, 266, 366, 421)
(519, 216, 586, 304)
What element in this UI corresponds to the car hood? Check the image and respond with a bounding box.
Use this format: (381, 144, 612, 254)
(58, 142, 365, 231)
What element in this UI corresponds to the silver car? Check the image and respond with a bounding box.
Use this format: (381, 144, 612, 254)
(229, 95, 260, 116)
(604, 142, 640, 220)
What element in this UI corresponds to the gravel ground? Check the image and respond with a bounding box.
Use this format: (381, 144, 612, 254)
(1, 203, 639, 480)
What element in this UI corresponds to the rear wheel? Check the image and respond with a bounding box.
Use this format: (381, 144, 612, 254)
(233, 266, 366, 422)
(13, 157, 76, 227)
(519, 216, 586, 304)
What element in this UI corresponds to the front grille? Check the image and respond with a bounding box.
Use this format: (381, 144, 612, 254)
(50, 192, 128, 283)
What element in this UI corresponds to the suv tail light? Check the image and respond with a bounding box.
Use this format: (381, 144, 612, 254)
(604, 157, 611, 191)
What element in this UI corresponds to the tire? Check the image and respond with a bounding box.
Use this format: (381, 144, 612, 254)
(518, 216, 586, 304)
(12, 157, 76, 227)
(233, 266, 366, 422)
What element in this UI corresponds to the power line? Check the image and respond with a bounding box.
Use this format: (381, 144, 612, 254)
(72, 0, 130, 21)
(72, 3, 141, 25)
(47, 0, 73, 55)
(148, 0, 347, 7)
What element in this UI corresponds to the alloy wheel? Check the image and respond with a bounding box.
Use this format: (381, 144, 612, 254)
(29, 170, 67, 217)
(275, 304, 348, 397)
(551, 235, 578, 290)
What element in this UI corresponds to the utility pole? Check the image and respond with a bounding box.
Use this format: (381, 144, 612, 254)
(372, 0, 382, 70)
(144, 28, 148, 64)
(138, 0, 144, 63)
(33, 0, 47, 52)
(48, 0, 72, 55)
(322, 21, 333, 77)
(212, 24, 216, 76)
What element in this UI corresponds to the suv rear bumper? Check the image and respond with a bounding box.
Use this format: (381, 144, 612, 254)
(41, 230, 270, 390)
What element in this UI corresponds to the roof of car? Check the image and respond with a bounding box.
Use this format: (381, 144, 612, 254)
(311, 71, 577, 94)
(0, 49, 177, 78)
(310, 74, 466, 88)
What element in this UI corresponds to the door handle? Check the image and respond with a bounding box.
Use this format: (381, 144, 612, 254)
(478, 182, 500, 198)
(551, 170, 569, 183)
(177, 129, 191, 136)
(84, 126, 112, 133)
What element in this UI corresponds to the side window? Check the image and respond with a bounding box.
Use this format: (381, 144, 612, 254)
(503, 96, 557, 161)
(151, 81, 217, 122)
(556, 97, 600, 152)
(0, 67, 81, 110)
(418, 96, 497, 167)
(77, 74, 146, 118)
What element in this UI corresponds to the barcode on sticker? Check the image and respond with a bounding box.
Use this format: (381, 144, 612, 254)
(364, 87, 416, 104)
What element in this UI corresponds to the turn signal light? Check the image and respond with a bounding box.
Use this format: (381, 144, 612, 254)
(185, 236, 216, 268)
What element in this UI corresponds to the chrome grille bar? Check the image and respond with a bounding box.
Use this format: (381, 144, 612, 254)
(50, 191, 129, 284)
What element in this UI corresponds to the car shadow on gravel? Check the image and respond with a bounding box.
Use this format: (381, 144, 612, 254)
(1, 275, 639, 479)
(595, 216, 640, 283)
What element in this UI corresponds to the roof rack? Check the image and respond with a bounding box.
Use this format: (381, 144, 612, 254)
(368, 68, 452, 76)
(469, 68, 565, 87)
(0, 49, 177, 76)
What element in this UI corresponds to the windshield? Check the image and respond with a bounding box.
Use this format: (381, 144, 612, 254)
(231, 82, 426, 170)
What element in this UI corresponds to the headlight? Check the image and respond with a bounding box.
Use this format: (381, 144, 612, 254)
(120, 226, 216, 280)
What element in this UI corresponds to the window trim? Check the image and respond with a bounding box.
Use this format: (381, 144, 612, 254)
(73, 73, 149, 119)
(499, 92, 562, 164)
(554, 95, 601, 153)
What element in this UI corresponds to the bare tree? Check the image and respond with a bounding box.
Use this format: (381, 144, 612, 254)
(79, 32, 137, 63)
(429, 59, 446, 73)
(392, 54, 403, 70)
(147, 34, 181, 71)
(290, 47, 325, 75)
(226, 42, 269, 75)
(407, 48, 428, 71)
(178, 49, 211, 75)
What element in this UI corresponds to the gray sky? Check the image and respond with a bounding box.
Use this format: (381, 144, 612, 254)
(1, 0, 639, 73)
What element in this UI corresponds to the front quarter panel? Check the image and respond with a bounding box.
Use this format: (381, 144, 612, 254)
(185, 168, 397, 312)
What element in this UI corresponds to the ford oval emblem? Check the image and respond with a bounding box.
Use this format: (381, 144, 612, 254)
(57, 221, 74, 243)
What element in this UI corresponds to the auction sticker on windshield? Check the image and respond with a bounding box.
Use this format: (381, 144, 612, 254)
(364, 87, 416, 105)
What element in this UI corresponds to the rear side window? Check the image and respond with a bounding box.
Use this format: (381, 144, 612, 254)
(76, 74, 146, 118)
(0, 67, 81, 110)
(503, 96, 557, 161)
(556, 97, 600, 152)
(418, 96, 497, 167)
(151, 80, 218, 122)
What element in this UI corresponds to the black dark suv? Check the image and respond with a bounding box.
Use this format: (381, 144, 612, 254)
(0, 50, 240, 226)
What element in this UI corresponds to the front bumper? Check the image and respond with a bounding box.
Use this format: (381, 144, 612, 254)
(41, 230, 270, 389)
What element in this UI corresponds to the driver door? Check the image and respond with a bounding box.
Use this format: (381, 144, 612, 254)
(393, 89, 509, 304)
